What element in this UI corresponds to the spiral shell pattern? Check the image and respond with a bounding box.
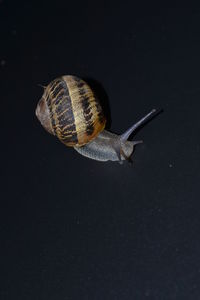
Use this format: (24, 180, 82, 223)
(41, 75, 106, 147)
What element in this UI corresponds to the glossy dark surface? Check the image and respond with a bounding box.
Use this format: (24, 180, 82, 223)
(1, 2, 200, 299)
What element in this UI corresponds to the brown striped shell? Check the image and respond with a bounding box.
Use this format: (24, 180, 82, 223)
(35, 75, 106, 147)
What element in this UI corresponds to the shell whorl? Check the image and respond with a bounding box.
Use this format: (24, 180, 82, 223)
(39, 75, 106, 147)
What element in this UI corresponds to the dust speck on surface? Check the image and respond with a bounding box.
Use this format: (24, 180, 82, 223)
(1, 60, 6, 67)
(11, 29, 17, 35)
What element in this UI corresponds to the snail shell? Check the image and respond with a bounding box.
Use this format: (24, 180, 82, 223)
(36, 75, 106, 147)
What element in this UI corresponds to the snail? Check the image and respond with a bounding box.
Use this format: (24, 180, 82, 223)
(35, 75, 157, 162)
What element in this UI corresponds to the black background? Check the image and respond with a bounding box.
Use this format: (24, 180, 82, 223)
(1, 1, 200, 299)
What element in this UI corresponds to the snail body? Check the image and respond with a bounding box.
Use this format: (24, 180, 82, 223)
(74, 130, 140, 161)
(36, 75, 156, 162)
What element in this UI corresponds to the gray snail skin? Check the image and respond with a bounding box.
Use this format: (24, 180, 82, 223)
(35, 75, 157, 163)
